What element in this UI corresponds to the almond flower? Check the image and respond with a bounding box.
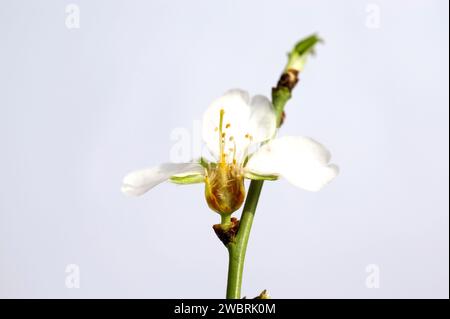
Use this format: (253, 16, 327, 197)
(121, 89, 338, 214)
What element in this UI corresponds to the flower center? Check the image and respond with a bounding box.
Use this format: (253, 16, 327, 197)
(204, 108, 256, 215)
(204, 162, 245, 215)
(216, 109, 253, 165)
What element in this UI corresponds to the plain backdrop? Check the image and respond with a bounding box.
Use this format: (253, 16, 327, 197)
(0, 0, 448, 298)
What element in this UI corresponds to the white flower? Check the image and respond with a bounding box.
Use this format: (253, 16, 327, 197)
(122, 89, 339, 213)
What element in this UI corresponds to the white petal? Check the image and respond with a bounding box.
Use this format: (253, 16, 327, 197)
(202, 89, 251, 160)
(202, 89, 276, 163)
(222, 89, 251, 104)
(121, 163, 204, 196)
(283, 163, 339, 192)
(248, 95, 277, 143)
(246, 136, 339, 191)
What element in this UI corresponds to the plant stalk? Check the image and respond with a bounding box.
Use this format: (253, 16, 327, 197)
(226, 180, 264, 299)
(224, 34, 321, 299)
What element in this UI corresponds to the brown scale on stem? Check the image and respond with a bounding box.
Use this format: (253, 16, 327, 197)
(276, 68, 299, 91)
(272, 68, 300, 127)
(213, 217, 240, 246)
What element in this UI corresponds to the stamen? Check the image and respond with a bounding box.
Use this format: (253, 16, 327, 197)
(226, 123, 231, 129)
(242, 133, 253, 161)
(231, 138, 237, 164)
(218, 109, 226, 164)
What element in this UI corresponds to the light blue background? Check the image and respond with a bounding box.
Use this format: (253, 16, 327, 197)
(0, 0, 448, 298)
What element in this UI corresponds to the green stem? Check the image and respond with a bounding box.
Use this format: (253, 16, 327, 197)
(225, 92, 285, 299)
(224, 34, 321, 299)
(221, 213, 232, 226)
(226, 180, 264, 299)
(226, 108, 282, 300)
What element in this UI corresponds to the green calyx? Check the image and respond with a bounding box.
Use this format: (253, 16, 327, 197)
(169, 173, 205, 185)
(244, 171, 279, 181)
